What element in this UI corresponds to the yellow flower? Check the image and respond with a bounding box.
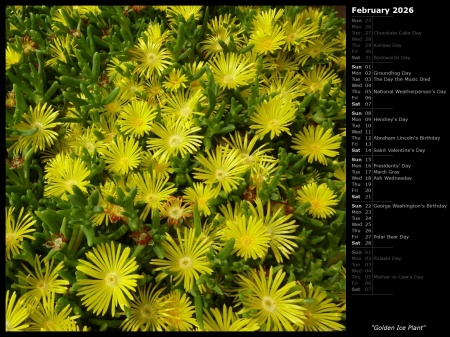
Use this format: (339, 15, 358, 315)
(236, 266, 306, 331)
(296, 35, 342, 66)
(160, 196, 192, 227)
(5, 207, 36, 261)
(247, 198, 299, 263)
(251, 7, 284, 32)
(43, 153, 90, 200)
(298, 64, 341, 95)
(97, 114, 119, 144)
(200, 14, 245, 59)
(249, 8, 286, 55)
(163, 68, 188, 92)
(5, 290, 29, 331)
(296, 182, 339, 219)
(16, 255, 70, 307)
(145, 76, 167, 108)
(193, 145, 250, 196)
(250, 160, 279, 192)
(250, 96, 297, 140)
(166, 6, 203, 25)
(219, 201, 243, 223)
(131, 39, 172, 79)
(161, 88, 206, 122)
(151, 227, 213, 292)
(146, 115, 203, 162)
(183, 182, 217, 216)
(90, 180, 127, 226)
(76, 241, 143, 317)
(6, 45, 22, 70)
(133, 170, 177, 221)
(163, 291, 198, 331)
(140, 152, 174, 180)
(28, 292, 81, 331)
(68, 125, 106, 156)
(10, 102, 61, 154)
(102, 88, 130, 118)
(261, 71, 306, 104)
(118, 100, 157, 138)
(203, 304, 259, 331)
(117, 76, 146, 99)
(222, 131, 275, 168)
(250, 25, 286, 55)
(333, 162, 346, 192)
(263, 50, 299, 73)
(222, 214, 271, 260)
(144, 22, 171, 46)
(297, 283, 345, 331)
(208, 52, 255, 90)
(291, 124, 341, 165)
(283, 14, 319, 52)
(120, 284, 170, 331)
(100, 136, 142, 175)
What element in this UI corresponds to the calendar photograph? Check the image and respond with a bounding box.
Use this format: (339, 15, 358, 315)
(5, 5, 347, 332)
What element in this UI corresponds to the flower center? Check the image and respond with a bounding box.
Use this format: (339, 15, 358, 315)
(287, 32, 297, 43)
(105, 272, 119, 287)
(120, 157, 130, 166)
(262, 38, 274, 50)
(261, 296, 277, 312)
(167, 309, 181, 325)
(133, 118, 143, 127)
(223, 74, 235, 84)
(140, 304, 155, 319)
(240, 235, 253, 247)
(36, 280, 48, 292)
(145, 194, 157, 204)
(85, 142, 95, 154)
(179, 256, 193, 269)
(105, 102, 119, 114)
(310, 48, 320, 57)
(168, 207, 183, 219)
(267, 119, 279, 129)
(179, 107, 192, 117)
(154, 163, 165, 173)
(309, 143, 322, 154)
(32, 122, 44, 133)
(242, 153, 254, 164)
(197, 197, 207, 208)
(147, 53, 157, 65)
(5, 233, 15, 246)
(169, 135, 182, 148)
(65, 180, 77, 190)
(304, 310, 313, 322)
(310, 82, 321, 92)
(310, 199, 323, 211)
(215, 169, 227, 181)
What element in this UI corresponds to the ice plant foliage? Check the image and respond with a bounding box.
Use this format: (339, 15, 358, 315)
(5, 5, 346, 331)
